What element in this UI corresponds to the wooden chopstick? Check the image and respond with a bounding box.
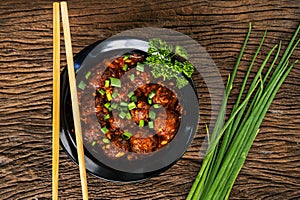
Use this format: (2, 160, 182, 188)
(60, 2, 89, 200)
(52, 2, 60, 200)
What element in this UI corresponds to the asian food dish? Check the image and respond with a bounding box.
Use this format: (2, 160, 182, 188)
(60, 37, 199, 181)
(78, 52, 182, 160)
(76, 39, 194, 161)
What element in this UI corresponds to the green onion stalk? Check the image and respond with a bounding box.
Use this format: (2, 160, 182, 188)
(187, 23, 300, 200)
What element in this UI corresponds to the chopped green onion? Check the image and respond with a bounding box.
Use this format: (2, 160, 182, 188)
(78, 81, 87, 90)
(85, 71, 92, 80)
(104, 114, 110, 120)
(102, 138, 110, 144)
(148, 98, 152, 105)
(148, 121, 154, 129)
(119, 111, 127, 119)
(149, 91, 156, 99)
(101, 126, 109, 134)
(112, 91, 118, 98)
(122, 64, 128, 71)
(92, 141, 97, 147)
(136, 62, 144, 72)
(118, 106, 127, 112)
(110, 77, 121, 88)
(130, 74, 135, 81)
(126, 112, 132, 119)
(149, 111, 156, 119)
(104, 102, 111, 111)
(139, 120, 144, 127)
(153, 104, 161, 108)
(127, 91, 134, 98)
(122, 131, 132, 140)
(120, 101, 128, 107)
(111, 103, 118, 109)
(123, 55, 129, 60)
(131, 96, 137, 102)
(104, 102, 111, 109)
(99, 89, 105, 95)
(105, 80, 110, 87)
(128, 102, 136, 110)
(106, 91, 112, 101)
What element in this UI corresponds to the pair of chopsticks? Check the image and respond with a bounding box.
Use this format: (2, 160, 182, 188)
(52, 2, 88, 200)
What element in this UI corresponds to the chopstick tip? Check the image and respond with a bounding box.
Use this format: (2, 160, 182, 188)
(60, 1, 67, 6)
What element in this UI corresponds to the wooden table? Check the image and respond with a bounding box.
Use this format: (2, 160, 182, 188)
(0, 0, 299, 199)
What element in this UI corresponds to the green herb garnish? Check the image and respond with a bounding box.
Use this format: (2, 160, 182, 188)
(130, 74, 135, 81)
(149, 110, 156, 119)
(120, 101, 128, 107)
(106, 91, 112, 101)
(126, 112, 132, 120)
(78, 81, 87, 90)
(153, 104, 161, 108)
(104, 114, 110, 120)
(182, 61, 194, 77)
(128, 102, 136, 110)
(139, 120, 144, 127)
(111, 103, 118, 109)
(102, 138, 110, 144)
(85, 71, 92, 80)
(112, 91, 118, 99)
(119, 111, 127, 119)
(123, 55, 129, 60)
(127, 91, 134, 98)
(176, 76, 189, 89)
(121, 131, 132, 140)
(104, 102, 111, 109)
(175, 45, 189, 60)
(104, 80, 110, 87)
(146, 38, 194, 88)
(136, 62, 144, 72)
(118, 106, 127, 112)
(148, 91, 156, 99)
(91, 141, 96, 147)
(122, 64, 128, 71)
(98, 89, 105, 95)
(130, 96, 137, 102)
(110, 77, 121, 88)
(100, 126, 109, 134)
(148, 121, 154, 129)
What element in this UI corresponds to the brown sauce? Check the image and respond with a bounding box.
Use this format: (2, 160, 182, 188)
(79, 52, 182, 160)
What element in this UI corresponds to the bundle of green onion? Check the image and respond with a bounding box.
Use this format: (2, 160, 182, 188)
(187, 23, 300, 200)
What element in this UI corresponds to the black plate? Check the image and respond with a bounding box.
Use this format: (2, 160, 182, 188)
(60, 37, 199, 182)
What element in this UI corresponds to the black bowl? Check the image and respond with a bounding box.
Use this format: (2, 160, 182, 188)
(60, 37, 199, 182)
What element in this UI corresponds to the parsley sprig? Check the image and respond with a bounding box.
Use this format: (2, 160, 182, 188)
(146, 38, 194, 89)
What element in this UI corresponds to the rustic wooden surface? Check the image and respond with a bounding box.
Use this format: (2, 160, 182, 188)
(0, 0, 299, 199)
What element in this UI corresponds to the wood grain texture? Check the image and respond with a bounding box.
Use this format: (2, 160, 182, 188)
(0, 0, 299, 199)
